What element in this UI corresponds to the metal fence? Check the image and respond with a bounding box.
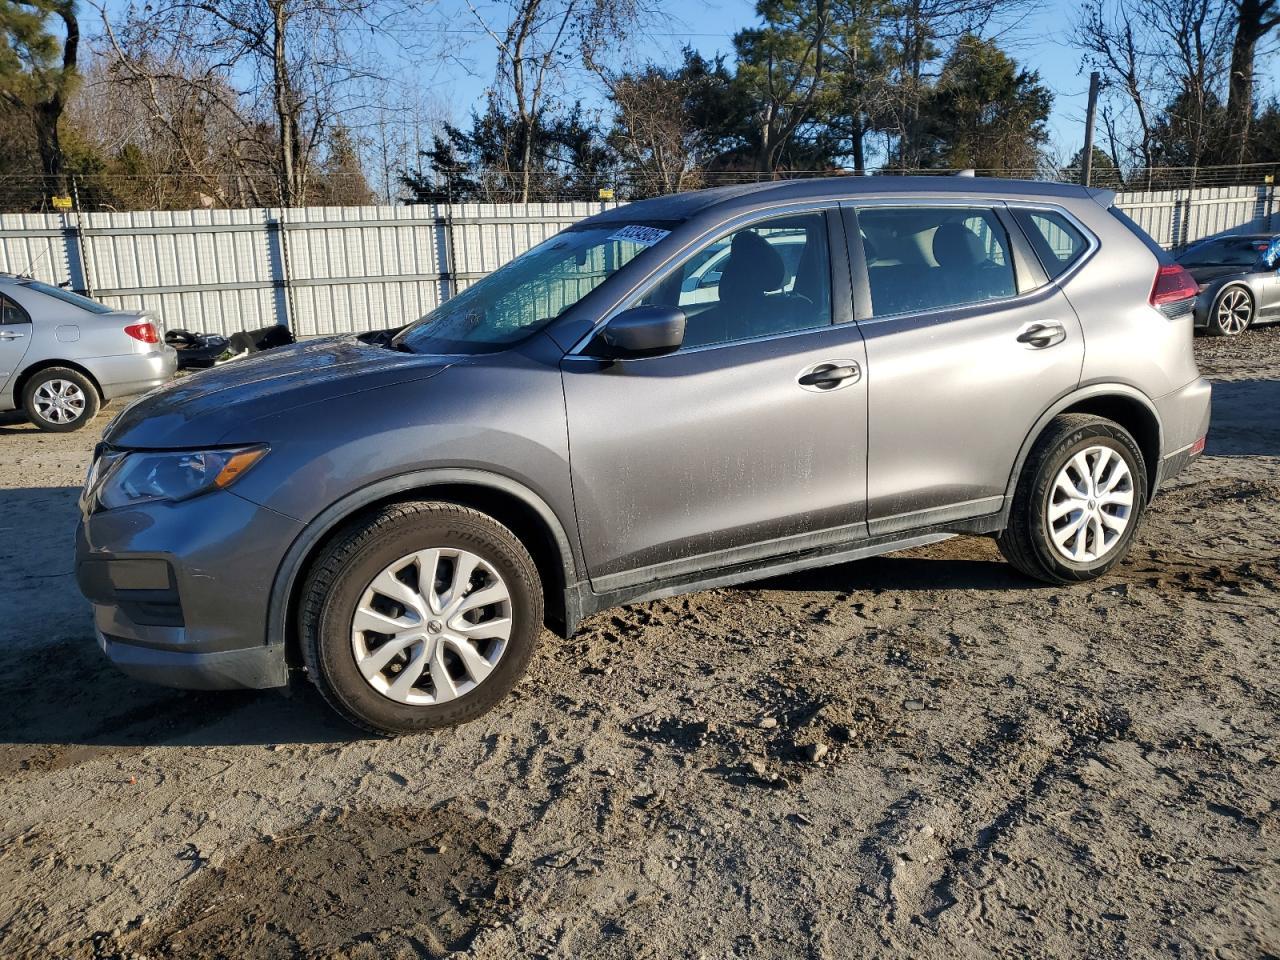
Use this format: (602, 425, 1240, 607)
(0, 185, 1274, 338)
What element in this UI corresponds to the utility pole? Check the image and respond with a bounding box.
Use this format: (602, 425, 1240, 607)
(1081, 71, 1101, 187)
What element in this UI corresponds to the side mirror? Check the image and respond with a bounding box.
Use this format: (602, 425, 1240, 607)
(592, 305, 685, 359)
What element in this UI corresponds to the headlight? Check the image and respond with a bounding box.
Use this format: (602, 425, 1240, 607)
(95, 445, 268, 510)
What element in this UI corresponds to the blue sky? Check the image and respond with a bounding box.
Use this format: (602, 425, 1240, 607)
(421, 0, 1107, 162)
(94, 0, 1277, 167)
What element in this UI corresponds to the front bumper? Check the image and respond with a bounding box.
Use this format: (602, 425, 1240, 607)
(76, 488, 303, 690)
(96, 628, 288, 689)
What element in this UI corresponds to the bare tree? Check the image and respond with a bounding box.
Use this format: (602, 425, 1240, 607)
(100, 0, 400, 205)
(1077, 0, 1159, 175)
(460, 0, 649, 201)
(1149, 0, 1233, 166)
(1077, 0, 1237, 177)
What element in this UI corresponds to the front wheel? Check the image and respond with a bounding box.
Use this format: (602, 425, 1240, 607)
(301, 501, 544, 734)
(1207, 285, 1253, 337)
(998, 415, 1148, 584)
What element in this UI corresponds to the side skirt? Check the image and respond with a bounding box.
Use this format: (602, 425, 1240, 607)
(562, 512, 1004, 635)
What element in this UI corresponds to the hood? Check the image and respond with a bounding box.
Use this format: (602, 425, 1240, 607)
(105, 336, 455, 448)
(1183, 264, 1251, 285)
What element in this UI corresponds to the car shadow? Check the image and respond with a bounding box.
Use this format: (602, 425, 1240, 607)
(0, 409, 36, 436)
(749, 551, 1029, 593)
(0, 486, 365, 750)
(1204, 378, 1280, 457)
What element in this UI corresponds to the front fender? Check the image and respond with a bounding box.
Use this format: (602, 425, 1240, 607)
(264, 467, 582, 651)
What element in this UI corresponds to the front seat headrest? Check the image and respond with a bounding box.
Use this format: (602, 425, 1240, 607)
(932, 223, 985, 268)
(718, 230, 785, 306)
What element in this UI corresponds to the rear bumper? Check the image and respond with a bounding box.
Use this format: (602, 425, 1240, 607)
(89, 347, 178, 401)
(1154, 377, 1212, 492)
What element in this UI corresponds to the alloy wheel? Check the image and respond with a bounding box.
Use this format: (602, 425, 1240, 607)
(1047, 445, 1135, 563)
(33, 379, 87, 425)
(1215, 288, 1252, 335)
(350, 547, 512, 705)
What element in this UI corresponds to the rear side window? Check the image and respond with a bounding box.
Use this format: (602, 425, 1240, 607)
(0, 294, 29, 325)
(1013, 209, 1089, 279)
(857, 206, 1016, 317)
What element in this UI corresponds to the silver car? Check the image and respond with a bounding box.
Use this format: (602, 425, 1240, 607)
(0, 275, 177, 431)
(1174, 233, 1280, 336)
(76, 177, 1211, 734)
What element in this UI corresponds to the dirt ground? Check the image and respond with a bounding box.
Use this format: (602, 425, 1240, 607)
(0, 329, 1277, 960)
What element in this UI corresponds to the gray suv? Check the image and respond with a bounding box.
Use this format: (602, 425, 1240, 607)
(75, 178, 1211, 734)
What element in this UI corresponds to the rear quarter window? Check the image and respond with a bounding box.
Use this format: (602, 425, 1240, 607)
(1012, 209, 1090, 279)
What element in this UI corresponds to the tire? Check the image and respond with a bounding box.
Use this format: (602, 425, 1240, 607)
(22, 366, 101, 432)
(998, 414, 1148, 584)
(1207, 285, 1253, 337)
(301, 501, 544, 735)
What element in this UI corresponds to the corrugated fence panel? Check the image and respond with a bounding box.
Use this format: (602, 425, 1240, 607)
(282, 204, 448, 337)
(1114, 185, 1275, 248)
(0, 193, 1270, 338)
(0, 212, 72, 286)
(81, 208, 280, 336)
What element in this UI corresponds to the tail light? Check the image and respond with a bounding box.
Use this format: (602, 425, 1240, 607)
(1149, 263, 1199, 308)
(124, 321, 159, 344)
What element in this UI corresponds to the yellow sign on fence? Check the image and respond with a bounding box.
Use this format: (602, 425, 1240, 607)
(50, 195, 72, 211)
(598, 187, 615, 201)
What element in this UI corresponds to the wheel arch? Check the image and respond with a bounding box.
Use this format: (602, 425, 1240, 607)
(1215, 281, 1254, 306)
(270, 469, 583, 670)
(1004, 385, 1165, 515)
(12, 359, 105, 409)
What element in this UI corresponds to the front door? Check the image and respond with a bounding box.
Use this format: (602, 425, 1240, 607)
(562, 208, 869, 592)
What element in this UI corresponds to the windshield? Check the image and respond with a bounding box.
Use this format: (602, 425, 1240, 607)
(21, 279, 115, 314)
(393, 222, 676, 354)
(1177, 237, 1268, 268)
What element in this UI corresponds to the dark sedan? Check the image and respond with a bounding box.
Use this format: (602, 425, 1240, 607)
(1176, 233, 1280, 336)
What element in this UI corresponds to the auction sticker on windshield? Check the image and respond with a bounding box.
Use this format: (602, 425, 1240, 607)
(608, 225, 671, 247)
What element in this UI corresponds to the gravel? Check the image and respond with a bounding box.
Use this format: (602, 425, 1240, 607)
(0, 329, 1278, 958)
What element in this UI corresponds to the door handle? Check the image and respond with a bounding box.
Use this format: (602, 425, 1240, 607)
(0, 331, 25, 341)
(798, 360, 861, 390)
(1016, 320, 1066, 348)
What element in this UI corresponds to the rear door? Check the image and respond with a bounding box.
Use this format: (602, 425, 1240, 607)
(562, 206, 869, 592)
(0, 293, 33, 397)
(846, 200, 1087, 537)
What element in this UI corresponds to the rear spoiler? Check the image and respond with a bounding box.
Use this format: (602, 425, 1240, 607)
(1086, 187, 1117, 208)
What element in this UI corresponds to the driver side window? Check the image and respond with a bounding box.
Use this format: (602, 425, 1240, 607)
(633, 211, 832, 349)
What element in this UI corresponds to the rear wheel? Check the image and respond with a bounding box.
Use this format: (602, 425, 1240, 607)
(998, 415, 1147, 584)
(22, 367, 100, 432)
(1207, 285, 1253, 336)
(301, 501, 544, 734)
